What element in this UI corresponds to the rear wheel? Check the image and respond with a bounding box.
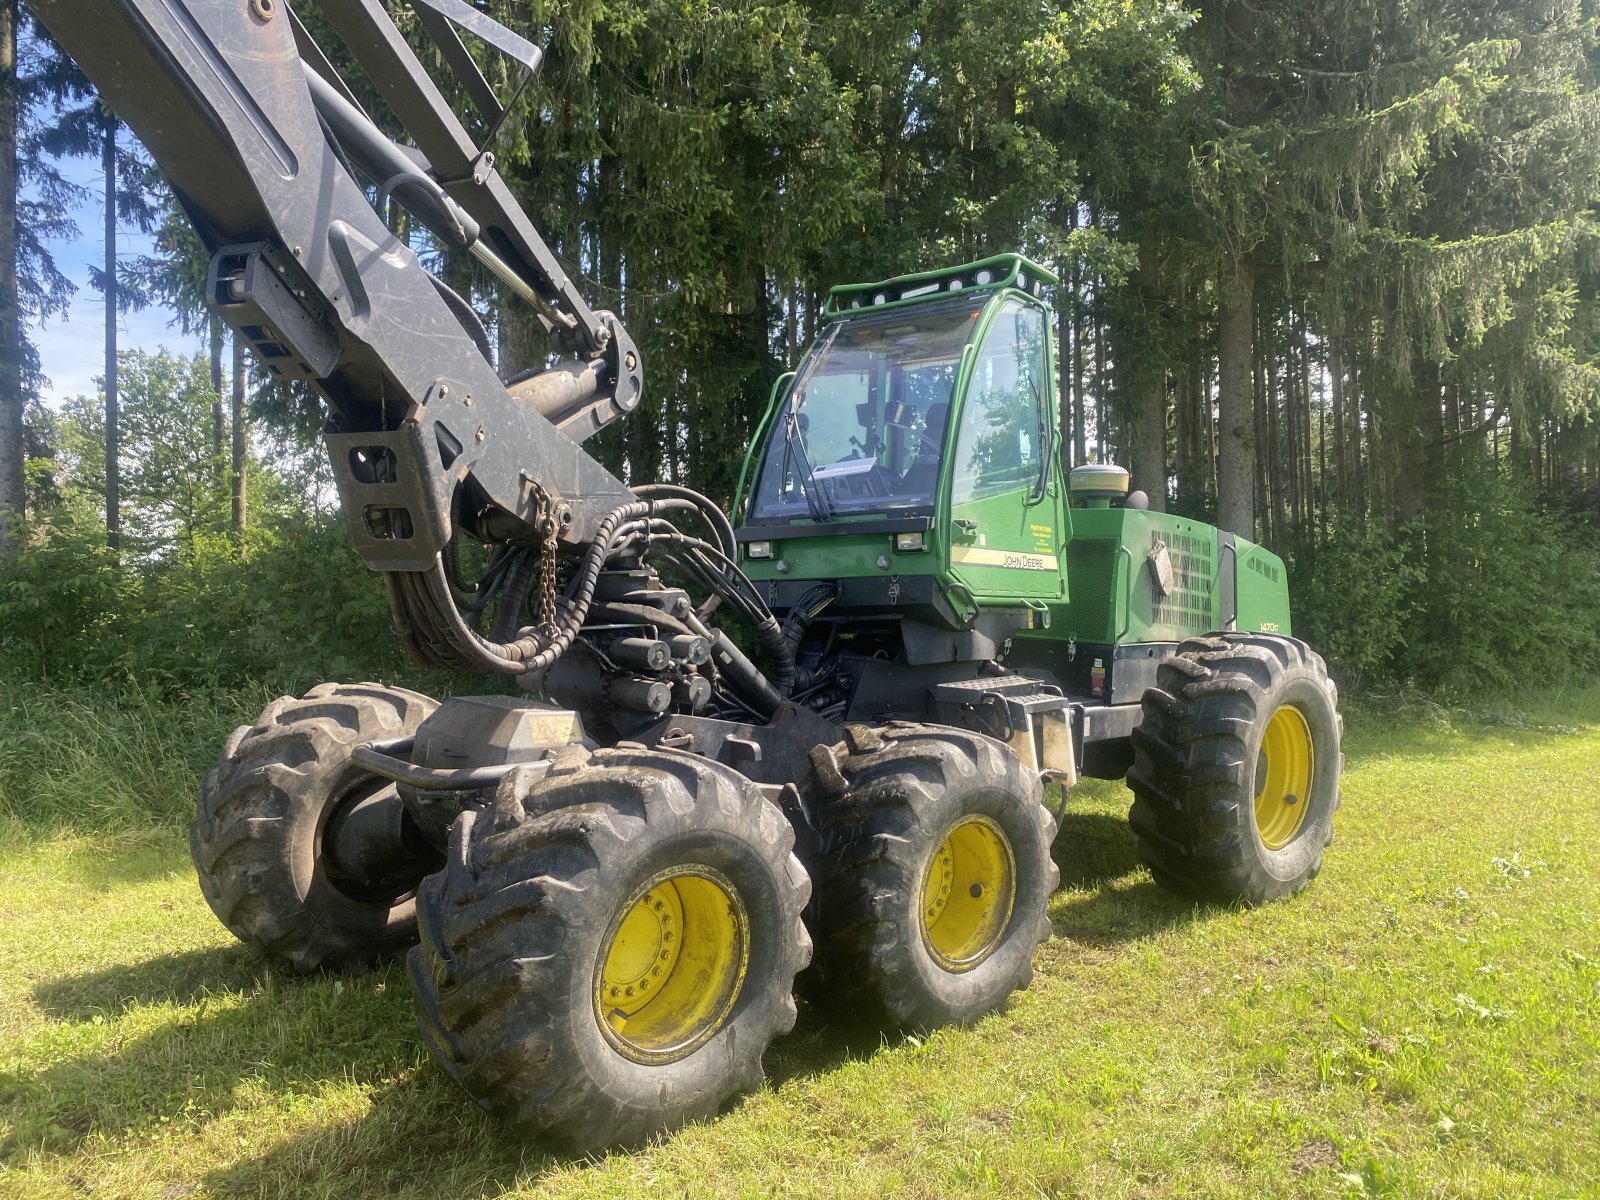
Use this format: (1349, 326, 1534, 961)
(190, 682, 441, 971)
(806, 723, 1057, 1030)
(408, 747, 810, 1150)
(1128, 633, 1342, 903)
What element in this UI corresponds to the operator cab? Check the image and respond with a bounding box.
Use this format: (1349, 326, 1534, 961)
(745, 255, 1057, 529)
(738, 254, 1063, 640)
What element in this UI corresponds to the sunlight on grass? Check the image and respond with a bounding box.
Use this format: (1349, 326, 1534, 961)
(1, 693, 1597, 1198)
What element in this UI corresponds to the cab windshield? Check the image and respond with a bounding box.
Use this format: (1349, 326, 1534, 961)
(749, 299, 982, 520)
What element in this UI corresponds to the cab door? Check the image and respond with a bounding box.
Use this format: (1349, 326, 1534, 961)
(944, 298, 1064, 601)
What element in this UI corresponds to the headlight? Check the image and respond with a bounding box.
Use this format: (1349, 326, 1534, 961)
(895, 531, 926, 552)
(746, 541, 773, 559)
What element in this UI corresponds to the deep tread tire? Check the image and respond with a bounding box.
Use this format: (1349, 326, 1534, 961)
(408, 747, 811, 1151)
(1127, 633, 1343, 904)
(806, 723, 1058, 1030)
(190, 682, 440, 971)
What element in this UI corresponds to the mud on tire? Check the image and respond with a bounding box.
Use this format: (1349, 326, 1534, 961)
(1127, 633, 1343, 904)
(408, 747, 811, 1151)
(806, 723, 1058, 1031)
(190, 682, 441, 972)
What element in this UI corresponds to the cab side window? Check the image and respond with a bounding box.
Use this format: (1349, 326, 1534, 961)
(949, 300, 1049, 504)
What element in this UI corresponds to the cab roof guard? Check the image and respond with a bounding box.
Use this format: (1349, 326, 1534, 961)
(824, 253, 1058, 318)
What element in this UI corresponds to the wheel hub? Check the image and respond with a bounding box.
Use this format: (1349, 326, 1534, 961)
(595, 866, 749, 1063)
(1253, 704, 1315, 850)
(919, 816, 1016, 971)
(321, 782, 437, 901)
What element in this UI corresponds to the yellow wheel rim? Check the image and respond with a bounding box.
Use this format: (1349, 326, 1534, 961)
(595, 866, 749, 1064)
(919, 816, 1016, 971)
(1254, 705, 1315, 851)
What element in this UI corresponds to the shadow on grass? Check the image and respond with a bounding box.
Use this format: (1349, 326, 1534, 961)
(5, 803, 1209, 1185)
(3, 950, 425, 1163)
(11, 943, 826, 1194)
(195, 1072, 550, 1200)
(1052, 808, 1140, 891)
(192, 996, 892, 1200)
(31, 942, 270, 1020)
(1049, 877, 1196, 947)
(1047, 807, 1202, 947)
(765, 992, 900, 1086)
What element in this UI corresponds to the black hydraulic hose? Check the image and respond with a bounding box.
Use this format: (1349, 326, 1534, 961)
(752, 615, 795, 695)
(634, 484, 740, 620)
(416, 500, 651, 676)
(632, 483, 737, 562)
(427, 272, 494, 364)
(654, 547, 795, 693)
(408, 497, 796, 717)
(646, 522, 771, 618)
(783, 583, 838, 646)
(776, 583, 837, 693)
(489, 550, 533, 642)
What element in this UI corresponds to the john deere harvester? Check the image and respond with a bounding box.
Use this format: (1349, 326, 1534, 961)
(31, 0, 1342, 1150)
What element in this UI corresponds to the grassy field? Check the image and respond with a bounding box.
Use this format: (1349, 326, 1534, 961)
(1, 687, 1598, 1198)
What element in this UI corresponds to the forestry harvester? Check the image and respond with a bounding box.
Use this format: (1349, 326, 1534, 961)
(30, 0, 1343, 1149)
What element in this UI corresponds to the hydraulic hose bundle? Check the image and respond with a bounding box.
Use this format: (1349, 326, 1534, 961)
(386, 485, 800, 719)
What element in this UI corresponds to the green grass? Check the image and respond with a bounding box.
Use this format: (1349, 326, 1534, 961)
(2, 686, 1598, 1198)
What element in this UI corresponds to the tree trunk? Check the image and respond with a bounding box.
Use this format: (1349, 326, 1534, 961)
(1072, 266, 1087, 467)
(1328, 338, 1346, 514)
(1055, 267, 1072, 471)
(103, 115, 121, 552)
(0, 0, 21, 560)
(231, 334, 247, 541)
(1216, 256, 1255, 538)
(1129, 238, 1166, 509)
(1055, 209, 1074, 473)
(1172, 281, 1206, 514)
(1174, 358, 1193, 510)
(1094, 303, 1107, 462)
(1391, 355, 1433, 525)
(209, 314, 225, 485)
(1254, 314, 1271, 543)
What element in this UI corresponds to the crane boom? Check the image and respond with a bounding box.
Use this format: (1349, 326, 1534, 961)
(27, 0, 641, 551)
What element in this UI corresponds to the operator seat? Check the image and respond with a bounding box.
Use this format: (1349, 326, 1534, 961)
(899, 402, 949, 497)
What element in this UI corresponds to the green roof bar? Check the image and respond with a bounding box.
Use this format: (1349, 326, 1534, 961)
(824, 252, 1059, 318)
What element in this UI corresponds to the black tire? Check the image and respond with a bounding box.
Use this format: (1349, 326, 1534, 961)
(806, 723, 1058, 1030)
(408, 747, 811, 1150)
(1127, 633, 1343, 904)
(191, 682, 440, 971)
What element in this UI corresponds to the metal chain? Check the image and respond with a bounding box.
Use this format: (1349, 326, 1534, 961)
(534, 485, 559, 642)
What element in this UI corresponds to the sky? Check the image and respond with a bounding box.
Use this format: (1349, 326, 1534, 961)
(31, 148, 202, 408)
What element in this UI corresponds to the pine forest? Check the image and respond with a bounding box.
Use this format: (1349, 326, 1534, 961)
(1, 0, 1598, 696)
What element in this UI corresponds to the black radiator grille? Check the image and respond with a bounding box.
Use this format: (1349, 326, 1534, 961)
(1063, 538, 1119, 642)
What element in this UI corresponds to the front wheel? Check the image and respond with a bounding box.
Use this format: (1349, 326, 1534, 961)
(806, 723, 1058, 1031)
(1127, 633, 1343, 903)
(190, 682, 441, 971)
(408, 748, 811, 1150)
